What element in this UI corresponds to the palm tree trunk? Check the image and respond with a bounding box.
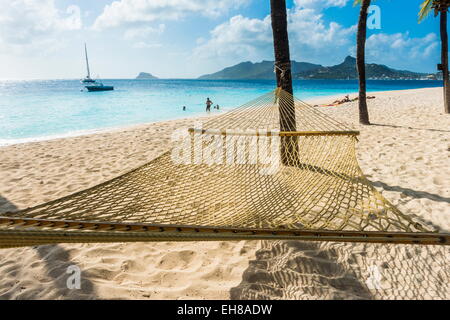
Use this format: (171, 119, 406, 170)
(356, 0, 371, 125)
(440, 6, 450, 114)
(270, 0, 293, 95)
(270, 0, 297, 165)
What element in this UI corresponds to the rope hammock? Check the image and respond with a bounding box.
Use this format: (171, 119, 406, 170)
(1, 89, 448, 248)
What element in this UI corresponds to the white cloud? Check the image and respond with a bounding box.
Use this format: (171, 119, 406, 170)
(365, 32, 439, 70)
(0, 0, 82, 54)
(132, 42, 163, 49)
(294, 0, 350, 10)
(124, 24, 166, 40)
(191, 1, 355, 68)
(288, 6, 356, 49)
(93, 0, 250, 30)
(193, 15, 272, 62)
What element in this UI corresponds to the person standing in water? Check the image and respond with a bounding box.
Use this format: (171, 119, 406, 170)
(206, 98, 213, 112)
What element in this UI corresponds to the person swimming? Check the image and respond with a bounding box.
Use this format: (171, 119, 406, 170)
(206, 98, 213, 112)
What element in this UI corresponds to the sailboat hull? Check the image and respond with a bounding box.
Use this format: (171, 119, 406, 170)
(85, 85, 114, 92)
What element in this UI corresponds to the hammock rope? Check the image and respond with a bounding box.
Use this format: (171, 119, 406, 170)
(1, 89, 448, 248)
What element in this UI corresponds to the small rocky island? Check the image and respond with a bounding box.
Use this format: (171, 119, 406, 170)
(136, 72, 158, 79)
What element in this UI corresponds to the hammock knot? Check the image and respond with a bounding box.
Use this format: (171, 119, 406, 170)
(274, 61, 291, 80)
(275, 87, 282, 97)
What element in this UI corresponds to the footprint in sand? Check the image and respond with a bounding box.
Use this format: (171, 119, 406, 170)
(156, 250, 197, 270)
(432, 176, 445, 186)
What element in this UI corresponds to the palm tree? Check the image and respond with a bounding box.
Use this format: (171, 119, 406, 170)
(419, 0, 450, 114)
(270, 0, 298, 165)
(355, 0, 371, 125)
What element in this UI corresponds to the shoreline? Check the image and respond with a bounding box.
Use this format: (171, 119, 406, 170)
(0, 111, 218, 147)
(1, 87, 442, 147)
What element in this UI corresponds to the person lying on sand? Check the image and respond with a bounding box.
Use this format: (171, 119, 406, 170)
(321, 95, 375, 107)
(327, 95, 351, 106)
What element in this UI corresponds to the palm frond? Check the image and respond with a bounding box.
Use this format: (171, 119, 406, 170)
(419, 0, 434, 22)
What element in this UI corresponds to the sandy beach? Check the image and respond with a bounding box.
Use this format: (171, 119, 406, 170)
(0, 87, 449, 299)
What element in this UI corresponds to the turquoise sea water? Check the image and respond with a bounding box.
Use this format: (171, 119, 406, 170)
(0, 79, 442, 145)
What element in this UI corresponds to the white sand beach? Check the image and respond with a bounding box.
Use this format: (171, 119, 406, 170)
(0, 87, 449, 299)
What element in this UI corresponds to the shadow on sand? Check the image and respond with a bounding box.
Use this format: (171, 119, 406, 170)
(369, 180, 448, 232)
(231, 239, 449, 300)
(231, 240, 373, 300)
(371, 181, 450, 204)
(371, 123, 450, 133)
(0, 194, 97, 299)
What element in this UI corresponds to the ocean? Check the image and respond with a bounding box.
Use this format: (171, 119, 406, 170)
(0, 79, 442, 145)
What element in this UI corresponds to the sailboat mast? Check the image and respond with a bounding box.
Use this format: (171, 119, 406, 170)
(85, 43, 91, 79)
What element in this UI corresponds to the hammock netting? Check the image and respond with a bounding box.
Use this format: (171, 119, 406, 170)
(0, 89, 448, 248)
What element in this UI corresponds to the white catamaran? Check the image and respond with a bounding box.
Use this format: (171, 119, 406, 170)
(81, 43, 96, 84)
(81, 43, 114, 91)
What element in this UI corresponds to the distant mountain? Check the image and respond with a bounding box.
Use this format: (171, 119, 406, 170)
(198, 60, 322, 80)
(294, 56, 431, 80)
(198, 56, 436, 80)
(136, 72, 158, 79)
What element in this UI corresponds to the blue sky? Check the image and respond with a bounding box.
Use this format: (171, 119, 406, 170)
(0, 0, 443, 79)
